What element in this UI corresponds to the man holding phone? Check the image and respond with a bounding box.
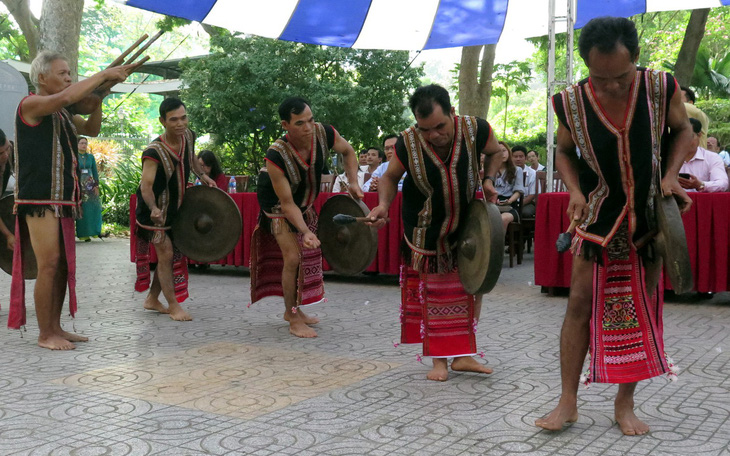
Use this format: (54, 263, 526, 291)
(679, 118, 728, 193)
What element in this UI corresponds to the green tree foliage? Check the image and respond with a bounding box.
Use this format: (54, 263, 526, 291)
(665, 46, 730, 99)
(696, 98, 730, 148)
(491, 61, 532, 138)
(180, 34, 423, 176)
(0, 13, 29, 60)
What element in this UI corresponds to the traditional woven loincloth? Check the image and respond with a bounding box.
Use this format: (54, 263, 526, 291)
(585, 222, 672, 384)
(8, 216, 77, 329)
(400, 265, 476, 358)
(134, 230, 189, 303)
(249, 209, 324, 310)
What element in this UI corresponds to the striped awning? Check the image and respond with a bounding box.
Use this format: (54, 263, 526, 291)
(119, 0, 730, 50)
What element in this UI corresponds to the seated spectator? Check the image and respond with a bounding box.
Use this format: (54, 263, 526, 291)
(358, 149, 369, 170)
(511, 145, 536, 218)
(332, 165, 366, 192)
(363, 135, 405, 192)
(707, 135, 730, 168)
(527, 149, 545, 171)
(679, 118, 728, 193)
(197, 150, 228, 190)
(495, 141, 526, 231)
(364, 147, 383, 177)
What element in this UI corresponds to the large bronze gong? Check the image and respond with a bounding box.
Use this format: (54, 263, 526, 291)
(654, 195, 693, 294)
(457, 199, 504, 294)
(319, 194, 378, 276)
(0, 195, 37, 278)
(170, 186, 242, 263)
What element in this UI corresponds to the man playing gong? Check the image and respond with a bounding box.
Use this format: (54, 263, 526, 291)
(535, 17, 693, 435)
(10, 51, 137, 349)
(367, 84, 503, 381)
(135, 98, 215, 321)
(250, 97, 363, 338)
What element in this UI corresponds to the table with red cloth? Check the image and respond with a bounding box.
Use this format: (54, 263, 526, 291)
(129, 192, 404, 275)
(534, 192, 730, 293)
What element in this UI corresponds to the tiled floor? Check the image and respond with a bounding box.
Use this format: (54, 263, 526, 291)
(0, 238, 728, 455)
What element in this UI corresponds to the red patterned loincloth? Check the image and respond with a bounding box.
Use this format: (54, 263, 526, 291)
(9, 216, 78, 329)
(400, 265, 476, 358)
(587, 223, 671, 384)
(134, 231, 189, 303)
(250, 210, 324, 309)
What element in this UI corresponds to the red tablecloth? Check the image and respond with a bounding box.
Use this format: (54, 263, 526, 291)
(130, 192, 404, 275)
(534, 192, 730, 293)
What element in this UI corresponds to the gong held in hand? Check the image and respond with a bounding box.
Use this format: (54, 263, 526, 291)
(170, 186, 242, 263)
(457, 199, 504, 294)
(319, 195, 378, 276)
(68, 31, 164, 115)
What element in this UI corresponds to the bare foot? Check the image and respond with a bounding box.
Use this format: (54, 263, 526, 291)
(451, 356, 493, 374)
(289, 319, 318, 338)
(56, 329, 89, 342)
(427, 358, 449, 381)
(144, 297, 170, 314)
(38, 334, 76, 350)
(615, 401, 649, 435)
(168, 305, 192, 321)
(535, 401, 579, 431)
(284, 309, 319, 325)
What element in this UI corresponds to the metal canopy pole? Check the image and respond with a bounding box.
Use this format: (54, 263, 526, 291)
(546, 0, 574, 191)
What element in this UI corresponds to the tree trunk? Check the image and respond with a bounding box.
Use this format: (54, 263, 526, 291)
(38, 0, 84, 80)
(1, 0, 40, 61)
(674, 8, 710, 87)
(458, 44, 496, 118)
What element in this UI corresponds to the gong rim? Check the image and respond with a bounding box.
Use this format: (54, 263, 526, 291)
(319, 194, 377, 276)
(457, 199, 504, 294)
(655, 195, 693, 294)
(170, 186, 242, 263)
(0, 194, 38, 278)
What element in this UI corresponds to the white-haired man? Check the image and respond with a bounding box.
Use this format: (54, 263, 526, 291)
(10, 51, 136, 350)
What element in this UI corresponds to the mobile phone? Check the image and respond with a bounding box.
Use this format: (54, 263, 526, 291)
(678, 173, 690, 179)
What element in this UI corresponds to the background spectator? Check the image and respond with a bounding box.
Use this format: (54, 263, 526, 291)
(495, 141, 526, 231)
(197, 149, 228, 190)
(511, 145, 537, 218)
(679, 118, 728, 193)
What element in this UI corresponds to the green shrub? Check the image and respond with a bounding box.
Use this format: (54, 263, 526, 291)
(100, 155, 141, 227)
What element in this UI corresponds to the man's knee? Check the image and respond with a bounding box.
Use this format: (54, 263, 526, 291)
(282, 251, 300, 272)
(153, 238, 173, 260)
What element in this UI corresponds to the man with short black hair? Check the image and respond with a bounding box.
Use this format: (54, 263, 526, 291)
(526, 149, 545, 171)
(363, 134, 401, 192)
(679, 118, 728, 193)
(535, 16, 693, 435)
(135, 98, 215, 321)
(511, 145, 536, 217)
(367, 84, 502, 381)
(250, 97, 363, 338)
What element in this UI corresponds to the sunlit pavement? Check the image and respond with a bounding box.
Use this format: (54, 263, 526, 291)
(0, 238, 728, 455)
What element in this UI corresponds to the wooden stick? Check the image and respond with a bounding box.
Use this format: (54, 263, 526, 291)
(107, 34, 148, 69)
(124, 30, 165, 66)
(333, 214, 389, 225)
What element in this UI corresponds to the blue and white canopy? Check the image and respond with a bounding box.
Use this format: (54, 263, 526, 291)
(119, 0, 730, 50)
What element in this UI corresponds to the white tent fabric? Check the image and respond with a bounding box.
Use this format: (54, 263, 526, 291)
(119, 0, 730, 50)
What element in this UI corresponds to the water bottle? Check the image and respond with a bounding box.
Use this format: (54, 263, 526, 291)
(228, 176, 237, 194)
